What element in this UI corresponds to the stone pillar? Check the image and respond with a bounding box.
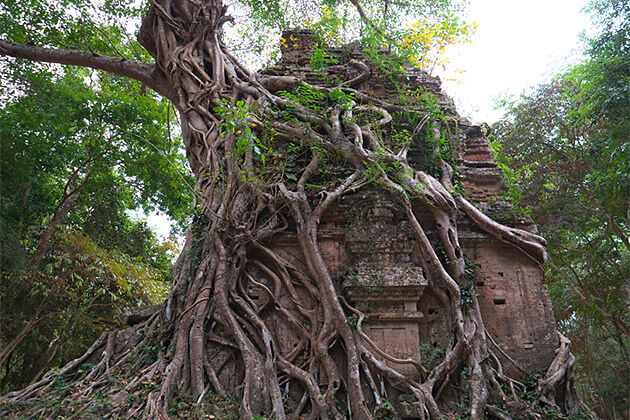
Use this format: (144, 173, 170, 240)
(342, 201, 427, 380)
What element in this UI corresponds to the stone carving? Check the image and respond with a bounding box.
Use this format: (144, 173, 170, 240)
(343, 201, 427, 380)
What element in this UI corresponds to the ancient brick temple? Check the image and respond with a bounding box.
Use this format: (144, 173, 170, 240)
(254, 31, 558, 414)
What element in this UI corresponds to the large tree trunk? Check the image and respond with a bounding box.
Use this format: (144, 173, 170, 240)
(0, 1, 594, 419)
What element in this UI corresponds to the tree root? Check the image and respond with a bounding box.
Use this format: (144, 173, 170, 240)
(0, 1, 594, 419)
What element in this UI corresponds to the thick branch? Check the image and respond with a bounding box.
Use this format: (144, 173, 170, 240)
(456, 194, 548, 264)
(0, 40, 172, 100)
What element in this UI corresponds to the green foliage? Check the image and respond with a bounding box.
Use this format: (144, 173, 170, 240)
(567, 408, 595, 420)
(310, 44, 338, 71)
(1, 67, 193, 234)
(329, 87, 356, 109)
(0, 228, 169, 394)
(279, 83, 326, 111)
(213, 98, 281, 182)
(488, 138, 532, 215)
(374, 399, 398, 419)
(166, 391, 240, 419)
(223, 0, 472, 71)
(0, 51, 190, 394)
(493, 1, 629, 415)
(215, 99, 259, 155)
(515, 370, 543, 405)
(457, 256, 478, 308)
(0, 0, 151, 66)
(419, 342, 447, 372)
(382, 10, 476, 72)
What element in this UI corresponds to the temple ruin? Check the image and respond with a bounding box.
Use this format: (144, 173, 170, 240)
(121, 30, 561, 416)
(247, 30, 559, 415)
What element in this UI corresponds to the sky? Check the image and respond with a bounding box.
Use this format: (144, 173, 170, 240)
(438, 0, 592, 124)
(145, 0, 594, 238)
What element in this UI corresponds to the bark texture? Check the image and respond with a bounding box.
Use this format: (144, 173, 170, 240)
(0, 1, 594, 419)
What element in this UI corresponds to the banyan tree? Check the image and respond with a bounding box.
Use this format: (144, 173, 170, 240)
(0, 0, 594, 418)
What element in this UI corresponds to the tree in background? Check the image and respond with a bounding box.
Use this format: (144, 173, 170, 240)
(493, 0, 629, 417)
(0, 50, 194, 393)
(0, 0, 586, 418)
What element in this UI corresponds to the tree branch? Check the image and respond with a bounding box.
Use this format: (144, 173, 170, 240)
(348, 0, 384, 36)
(0, 40, 173, 100)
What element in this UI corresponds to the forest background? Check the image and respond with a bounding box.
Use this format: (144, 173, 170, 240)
(0, 0, 627, 418)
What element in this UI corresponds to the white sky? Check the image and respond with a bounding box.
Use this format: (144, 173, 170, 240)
(438, 0, 592, 123)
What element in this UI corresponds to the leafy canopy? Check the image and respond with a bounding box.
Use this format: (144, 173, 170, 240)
(492, 0, 629, 415)
(1, 0, 474, 74)
(228, 0, 474, 70)
(0, 9, 193, 392)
